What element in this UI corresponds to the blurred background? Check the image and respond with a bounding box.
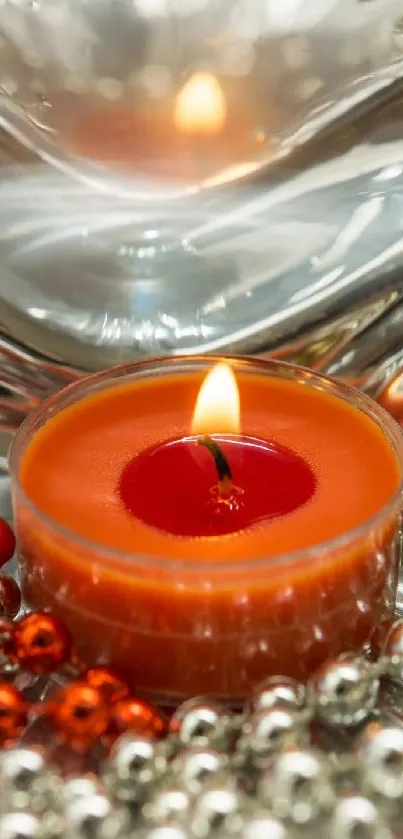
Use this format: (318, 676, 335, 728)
(2, 0, 403, 449)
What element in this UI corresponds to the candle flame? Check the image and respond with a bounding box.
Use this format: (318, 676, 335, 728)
(191, 363, 241, 435)
(174, 72, 226, 136)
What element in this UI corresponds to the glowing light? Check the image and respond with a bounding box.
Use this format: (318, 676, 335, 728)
(191, 362, 241, 435)
(174, 72, 226, 136)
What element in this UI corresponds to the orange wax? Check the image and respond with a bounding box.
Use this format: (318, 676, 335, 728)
(12, 359, 403, 701)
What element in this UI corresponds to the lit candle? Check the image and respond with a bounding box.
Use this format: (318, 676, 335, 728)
(66, 72, 264, 180)
(119, 363, 316, 536)
(173, 73, 227, 137)
(10, 357, 403, 702)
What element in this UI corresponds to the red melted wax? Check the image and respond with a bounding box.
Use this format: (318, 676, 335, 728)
(119, 435, 316, 538)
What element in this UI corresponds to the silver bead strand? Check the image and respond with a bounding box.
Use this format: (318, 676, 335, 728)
(0, 747, 62, 814)
(169, 698, 235, 749)
(3, 638, 403, 835)
(171, 746, 228, 796)
(238, 809, 290, 839)
(248, 676, 306, 714)
(142, 827, 189, 839)
(142, 783, 191, 826)
(0, 813, 44, 839)
(356, 721, 403, 806)
(189, 777, 245, 838)
(329, 795, 392, 839)
(60, 792, 131, 839)
(236, 706, 310, 770)
(102, 735, 167, 804)
(307, 653, 380, 726)
(60, 775, 105, 805)
(258, 746, 335, 825)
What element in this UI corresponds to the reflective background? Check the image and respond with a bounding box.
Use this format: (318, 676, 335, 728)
(2, 1, 403, 433)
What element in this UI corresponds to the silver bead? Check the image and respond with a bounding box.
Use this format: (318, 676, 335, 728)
(0, 746, 45, 794)
(142, 828, 189, 839)
(239, 810, 288, 839)
(329, 796, 392, 839)
(62, 792, 131, 839)
(169, 697, 234, 748)
(357, 722, 403, 799)
(237, 707, 308, 769)
(142, 783, 191, 825)
(259, 747, 335, 824)
(61, 775, 103, 804)
(0, 748, 62, 813)
(248, 676, 305, 714)
(307, 654, 379, 726)
(103, 735, 167, 803)
(384, 619, 403, 684)
(171, 747, 228, 796)
(0, 814, 42, 839)
(190, 779, 243, 838)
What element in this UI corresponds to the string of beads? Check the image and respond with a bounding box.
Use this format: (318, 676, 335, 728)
(2, 517, 403, 838)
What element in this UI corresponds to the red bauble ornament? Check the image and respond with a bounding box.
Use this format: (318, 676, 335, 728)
(0, 682, 28, 745)
(13, 612, 72, 673)
(111, 697, 167, 738)
(83, 666, 130, 704)
(46, 682, 110, 751)
(0, 519, 15, 568)
(0, 575, 21, 619)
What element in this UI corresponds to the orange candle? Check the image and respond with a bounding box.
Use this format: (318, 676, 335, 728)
(10, 357, 403, 703)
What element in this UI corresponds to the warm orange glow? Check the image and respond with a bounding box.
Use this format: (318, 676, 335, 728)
(174, 72, 226, 136)
(191, 363, 241, 435)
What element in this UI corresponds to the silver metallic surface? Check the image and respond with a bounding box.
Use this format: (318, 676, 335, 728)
(259, 747, 335, 824)
(238, 811, 289, 839)
(61, 776, 104, 805)
(171, 747, 228, 796)
(329, 796, 391, 839)
(60, 792, 131, 839)
(142, 828, 189, 839)
(0, 748, 61, 814)
(307, 653, 380, 727)
(2, 3, 403, 430)
(103, 735, 166, 804)
(357, 723, 403, 800)
(237, 707, 308, 769)
(0, 813, 43, 839)
(169, 698, 233, 749)
(189, 780, 243, 838)
(142, 784, 191, 826)
(248, 676, 306, 714)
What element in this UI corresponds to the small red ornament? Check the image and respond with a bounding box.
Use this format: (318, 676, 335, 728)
(13, 612, 72, 673)
(0, 682, 28, 745)
(46, 682, 110, 751)
(82, 666, 130, 704)
(110, 696, 167, 738)
(0, 519, 15, 568)
(0, 575, 21, 619)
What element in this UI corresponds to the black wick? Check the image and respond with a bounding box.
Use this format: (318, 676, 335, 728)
(197, 435, 233, 497)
